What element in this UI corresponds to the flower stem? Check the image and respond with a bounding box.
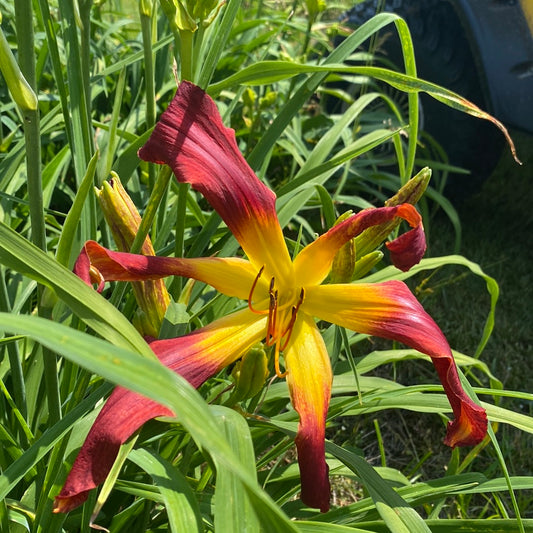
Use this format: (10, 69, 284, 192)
(15, 0, 62, 425)
(179, 28, 194, 82)
(170, 182, 189, 297)
(140, 0, 157, 190)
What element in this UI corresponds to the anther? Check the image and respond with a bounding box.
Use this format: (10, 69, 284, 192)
(266, 282, 278, 346)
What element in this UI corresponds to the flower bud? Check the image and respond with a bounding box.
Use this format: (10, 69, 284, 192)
(97, 173, 170, 337)
(159, 0, 221, 32)
(330, 211, 356, 284)
(227, 343, 269, 405)
(0, 25, 38, 111)
(352, 250, 383, 280)
(159, 0, 196, 32)
(354, 167, 431, 258)
(139, 0, 152, 17)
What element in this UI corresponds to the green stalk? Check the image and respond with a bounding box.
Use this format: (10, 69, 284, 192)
(35, 0, 75, 155)
(179, 28, 194, 81)
(170, 182, 189, 297)
(140, 0, 156, 130)
(13, 2, 45, 253)
(79, 0, 93, 121)
(139, 0, 157, 190)
(57, 0, 95, 242)
(14, 1, 61, 425)
(130, 166, 173, 254)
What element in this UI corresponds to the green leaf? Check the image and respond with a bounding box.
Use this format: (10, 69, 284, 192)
(0, 313, 299, 532)
(129, 448, 204, 533)
(212, 406, 260, 533)
(0, 221, 154, 358)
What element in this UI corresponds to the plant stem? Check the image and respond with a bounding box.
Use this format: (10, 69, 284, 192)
(170, 182, 189, 297)
(14, 2, 45, 253)
(14, 1, 61, 425)
(140, 0, 157, 190)
(179, 28, 194, 82)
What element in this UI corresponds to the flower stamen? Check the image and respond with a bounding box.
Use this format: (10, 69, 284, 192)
(280, 288, 305, 351)
(266, 278, 278, 346)
(274, 342, 288, 378)
(248, 265, 266, 314)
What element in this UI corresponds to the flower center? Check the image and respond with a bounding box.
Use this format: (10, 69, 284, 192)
(248, 266, 305, 378)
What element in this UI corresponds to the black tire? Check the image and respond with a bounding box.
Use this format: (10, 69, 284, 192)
(340, 0, 505, 199)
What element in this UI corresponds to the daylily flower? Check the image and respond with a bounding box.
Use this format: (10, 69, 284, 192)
(54, 81, 487, 514)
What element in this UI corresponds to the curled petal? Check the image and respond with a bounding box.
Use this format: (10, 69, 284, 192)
(138, 81, 293, 282)
(75, 240, 265, 300)
(54, 309, 266, 513)
(284, 313, 332, 512)
(73, 246, 105, 292)
(294, 204, 426, 287)
(303, 282, 487, 447)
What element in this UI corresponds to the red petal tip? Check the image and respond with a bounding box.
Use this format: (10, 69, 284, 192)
(386, 224, 426, 271)
(443, 401, 488, 448)
(53, 492, 90, 514)
(295, 432, 331, 512)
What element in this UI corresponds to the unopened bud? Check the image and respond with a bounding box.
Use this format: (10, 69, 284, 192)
(330, 211, 356, 283)
(159, 0, 197, 32)
(227, 343, 269, 405)
(354, 167, 431, 258)
(97, 173, 170, 337)
(352, 250, 383, 280)
(139, 0, 152, 17)
(0, 26, 38, 111)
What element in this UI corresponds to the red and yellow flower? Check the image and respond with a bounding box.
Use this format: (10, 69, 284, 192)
(54, 81, 487, 514)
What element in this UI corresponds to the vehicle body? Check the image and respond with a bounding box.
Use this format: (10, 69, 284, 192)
(340, 0, 533, 192)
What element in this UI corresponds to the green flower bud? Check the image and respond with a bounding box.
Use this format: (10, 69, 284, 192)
(186, 0, 219, 23)
(259, 90, 277, 109)
(305, 0, 326, 18)
(159, 0, 197, 32)
(159, 0, 221, 32)
(242, 87, 256, 108)
(354, 167, 431, 258)
(330, 211, 356, 283)
(352, 250, 384, 280)
(0, 25, 38, 111)
(228, 343, 269, 405)
(139, 0, 152, 17)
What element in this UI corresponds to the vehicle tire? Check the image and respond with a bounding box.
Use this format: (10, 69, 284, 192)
(341, 0, 505, 199)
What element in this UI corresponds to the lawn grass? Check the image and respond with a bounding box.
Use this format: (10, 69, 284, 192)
(424, 130, 533, 513)
(427, 130, 533, 396)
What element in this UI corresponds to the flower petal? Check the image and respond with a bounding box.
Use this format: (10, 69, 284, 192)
(284, 313, 332, 512)
(138, 81, 293, 282)
(303, 282, 487, 447)
(75, 240, 266, 300)
(294, 204, 426, 286)
(53, 309, 266, 513)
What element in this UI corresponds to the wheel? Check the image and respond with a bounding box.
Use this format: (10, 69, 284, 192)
(337, 0, 505, 198)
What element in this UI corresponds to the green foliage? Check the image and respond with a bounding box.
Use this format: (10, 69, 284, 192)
(0, 1, 530, 531)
